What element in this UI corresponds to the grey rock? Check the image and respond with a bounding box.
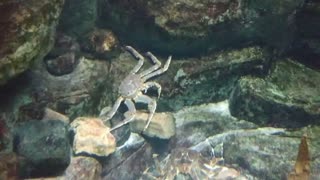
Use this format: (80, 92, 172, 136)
(13, 120, 71, 178)
(229, 59, 320, 127)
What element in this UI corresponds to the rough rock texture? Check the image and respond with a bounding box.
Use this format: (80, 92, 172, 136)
(130, 111, 175, 139)
(43, 33, 81, 76)
(64, 156, 102, 180)
(28, 56, 111, 119)
(0, 0, 65, 85)
(100, 0, 303, 55)
(171, 101, 258, 148)
(223, 127, 320, 179)
(169, 102, 320, 179)
(13, 120, 70, 178)
(229, 59, 320, 128)
(71, 117, 116, 157)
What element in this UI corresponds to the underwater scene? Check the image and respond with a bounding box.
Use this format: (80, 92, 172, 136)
(0, 0, 320, 179)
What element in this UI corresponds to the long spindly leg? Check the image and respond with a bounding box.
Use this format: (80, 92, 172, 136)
(142, 55, 172, 81)
(125, 46, 144, 74)
(103, 96, 124, 122)
(142, 82, 162, 98)
(110, 99, 136, 131)
(134, 93, 157, 131)
(139, 52, 161, 77)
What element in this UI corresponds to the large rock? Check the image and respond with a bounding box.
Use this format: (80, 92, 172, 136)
(28, 56, 111, 119)
(100, 0, 303, 55)
(0, 0, 65, 85)
(13, 120, 70, 178)
(70, 117, 116, 157)
(229, 59, 320, 127)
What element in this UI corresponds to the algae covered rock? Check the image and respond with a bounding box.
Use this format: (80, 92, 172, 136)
(100, 0, 303, 55)
(13, 120, 70, 178)
(0, 0, 65, 85)
(229, 59, 320, 127)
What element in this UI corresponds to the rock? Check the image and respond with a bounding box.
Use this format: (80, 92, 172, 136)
(229, 59, 320, 128)
(0, 0, 65, 85)
(13, 120, 70, 178)
(42, 108, 69, 123)
(44, 34, 81, 76)
(0, 152, 20, 180)
(100, 0, 303, 55)
(64, 156, 102, 180)
(223, 130, 320, 179)
(28, 56, 110, 119)
(130, 111, 175, 139)
(171, 101, 257, 148)
(70, 117, 116, 157)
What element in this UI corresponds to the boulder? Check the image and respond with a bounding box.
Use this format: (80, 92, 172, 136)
(13, 120, 70, 178)
(70, 117, 116, 157)
(99, 0, 303, 55)
(229, 59, 320, 127)
(0, 0, 65, 85)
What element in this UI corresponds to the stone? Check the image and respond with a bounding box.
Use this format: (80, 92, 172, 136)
(171, 101, 257, 148)
(28, 56, 110, 119)
(13, 120, 70, 178)
(70, 117, 116, 157)
(0, 0, 65, 85)
(229, 59, 320, 127)
(130, 111, 175, 139)
(44, 33, 81, 76)
(64, 156, 102, 180)
(100, 0, 303, 55)
(0, 152, 19, 180)
(42, 108, 70, 123)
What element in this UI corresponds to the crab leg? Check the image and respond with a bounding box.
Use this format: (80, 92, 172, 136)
(142, 82, 162, 98)
(104, 96, 124, 121)
(134, 93, 157, 131)
(139, 52, 162, 77)
(110, 99, 136, 131)
(125, 46, 145, 74)
(142, 55, 172, 81)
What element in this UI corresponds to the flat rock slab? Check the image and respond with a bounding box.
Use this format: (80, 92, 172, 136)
(71, 117, 116, 157)
(130, 111, 175, 139)
(13, 120, 70, 178)
(229, 59, 320, 127)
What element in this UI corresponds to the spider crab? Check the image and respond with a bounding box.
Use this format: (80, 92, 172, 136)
(104, 46, 171, 131)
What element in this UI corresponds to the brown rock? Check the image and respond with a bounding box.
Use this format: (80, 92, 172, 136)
(64, 156, 102, 180)
(71, 117, 116, 157)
